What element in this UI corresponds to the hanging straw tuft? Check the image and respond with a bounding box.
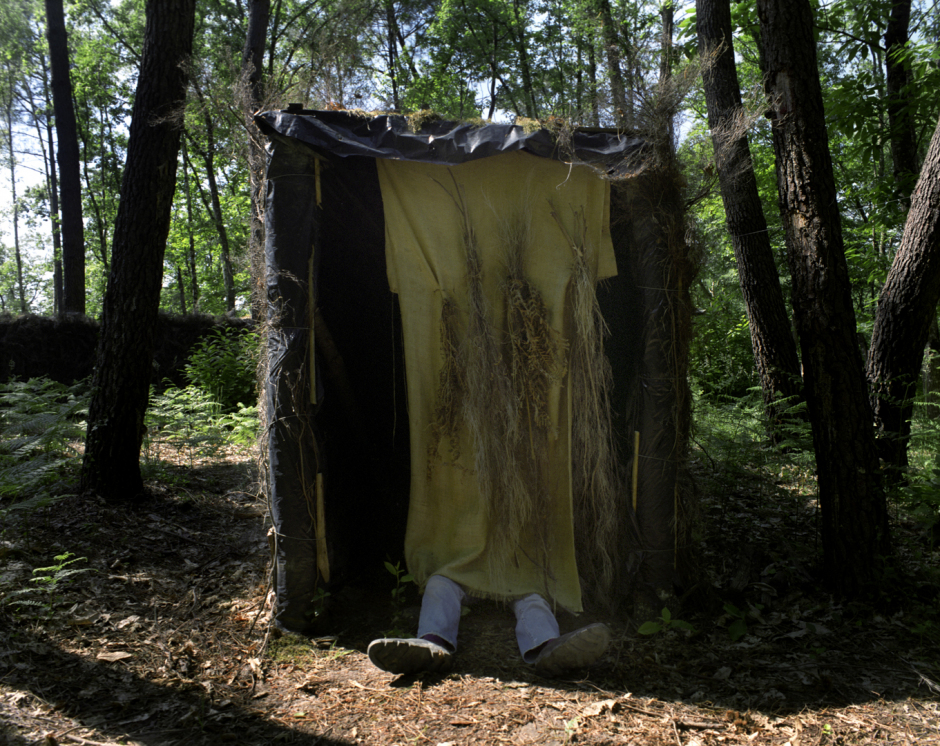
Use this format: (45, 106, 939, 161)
(550, 202, 623, 606)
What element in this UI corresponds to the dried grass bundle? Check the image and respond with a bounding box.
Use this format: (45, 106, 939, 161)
(433, 174, 530, 585)
(550, 202, 622, 605)
(502, 214, 567, 446)
(500, 211, 568, 588)
(428, 296, 465, 468)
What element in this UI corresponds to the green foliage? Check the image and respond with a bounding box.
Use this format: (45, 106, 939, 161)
(0, 378, 85, 510)
(184, 327, 258, 413)
(637, 607, 695, 636)
(219, 403, 260, 447)
(721, 601, 765, 642)
(384, 558, 417, 637)
(143, 383, 228, 467)
(3, 551, 92, 618)
(898, 406, 940, 543)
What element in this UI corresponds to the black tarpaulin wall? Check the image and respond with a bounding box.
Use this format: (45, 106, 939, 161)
(259, 110, 692, 633)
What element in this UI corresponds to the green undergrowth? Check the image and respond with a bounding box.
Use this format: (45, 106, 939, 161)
(268, 632, 349, 664)
(691, 389, 940, 639)
(0, 378, 87, 517)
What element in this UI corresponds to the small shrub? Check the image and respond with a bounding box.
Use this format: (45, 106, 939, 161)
(185, 327, 258, 413)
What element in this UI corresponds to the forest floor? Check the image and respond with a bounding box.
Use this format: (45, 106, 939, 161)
(1, 444, 939, 746)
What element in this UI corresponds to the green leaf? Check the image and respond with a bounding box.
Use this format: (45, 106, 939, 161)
(637, 621, 662, 635)
(728, 618, 747, 641)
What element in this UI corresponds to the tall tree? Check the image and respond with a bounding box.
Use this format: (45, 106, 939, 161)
(867, 115, 940, 471)
(595, 0, 628, 124)
(45, 0, 85, 314)
(696, 0, 802, 425)
(757, 0, 890, 595)
(81, 0, 196, 500)
(241, 0, 270, 322)
(884, 0, 918, 206)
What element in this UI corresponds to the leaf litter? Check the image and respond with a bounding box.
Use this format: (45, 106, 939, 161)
(0, 447, 937, 745)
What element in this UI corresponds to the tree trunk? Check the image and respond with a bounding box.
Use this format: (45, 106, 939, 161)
(386, 0, 400, 110)
(697, 0, 802, 427)
(867, 115, 940, 469)
(242, 0, 270, 323)
(43, 83, 64, 314)
(659, 2, 675, 146)
(4, 96, 26, 314)
(180, 138, 199, 312)
(509, 0, 536, 118)
(188, 89, 236, 312)
(757, 0, 890, 595)
(81, 0, 196, 500)
(595, 0, 627, 125)
(45, 0, 85, 315)
(25, 55, 65, 313)
(884, 0, 918, 206)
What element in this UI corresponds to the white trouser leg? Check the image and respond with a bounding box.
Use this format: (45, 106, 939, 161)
(416, 574, 465, 652)
(513, 593, 560, 662)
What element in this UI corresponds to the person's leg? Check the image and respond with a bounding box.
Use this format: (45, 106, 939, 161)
(368, 574, 464, 674)
(416, 574, 465, 651)
(513, 593, 611, 676)
(513, 593, 561, 662)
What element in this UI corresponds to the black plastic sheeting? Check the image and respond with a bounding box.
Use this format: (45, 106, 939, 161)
(256, 109, 645, 172)
(261, 110, 687, 633)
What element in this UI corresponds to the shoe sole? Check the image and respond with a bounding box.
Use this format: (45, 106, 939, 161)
(367, 638, 452, 675)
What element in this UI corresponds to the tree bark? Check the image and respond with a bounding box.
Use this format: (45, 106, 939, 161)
(81, 0, 196, 500)
(697, 0, 802, 426)
(757, 0, 890, 595)
(595, 0, 627, 125)
(884, 0, 918, 206)
(42, 74, 64, 314)
(45, 0, 85, 315)
(867, 116, 940, 469)
(509, 0, 536, 118)
(180, 138, 199, 312)
(242, 0, 270, 323)
(3, 93, 26, 314)
(187, 85, 236, 312)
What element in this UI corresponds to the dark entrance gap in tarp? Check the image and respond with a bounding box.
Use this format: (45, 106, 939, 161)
(258, 110, 689, 634)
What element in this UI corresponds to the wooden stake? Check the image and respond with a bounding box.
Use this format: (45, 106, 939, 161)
(315, 473, 330, 583)
(632, 430, 640, 512)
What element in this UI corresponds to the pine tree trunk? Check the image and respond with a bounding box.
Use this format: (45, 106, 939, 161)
(697, 0, 802, 427)
(595, 0, 627, 125)
(189, 86, 236, 312)
(4, 99, 26, 314)
(884, 0, 918, 205)
(867, 116, 940, 469)
(242, 0, 270, 323)
(45, 100, 64, 315)
(757, 0, 890, 595)
(81, 0, 196, 500)
(45, 0, 85, 315)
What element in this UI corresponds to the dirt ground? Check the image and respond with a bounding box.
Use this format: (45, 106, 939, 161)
(1, 451, 938, 746)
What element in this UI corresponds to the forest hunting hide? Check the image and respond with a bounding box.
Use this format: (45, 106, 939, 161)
(256, 109, 694, 634)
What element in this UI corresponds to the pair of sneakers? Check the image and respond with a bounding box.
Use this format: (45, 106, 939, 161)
(367, 622, 611, 677)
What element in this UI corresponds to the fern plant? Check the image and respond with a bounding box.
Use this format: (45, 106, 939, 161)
(144, 384, 227, 466)
(185, 327, 258, 413)
(0, 378, 86, 510)
(3, 552, 92, 618)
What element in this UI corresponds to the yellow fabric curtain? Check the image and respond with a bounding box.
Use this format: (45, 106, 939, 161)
(378, 151, 616, 611)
